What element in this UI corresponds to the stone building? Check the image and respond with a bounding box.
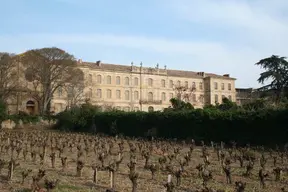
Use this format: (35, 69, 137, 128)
(6, 60, 236, 114)
(236, 88, 255, 105)
(51, 60, 237, 113)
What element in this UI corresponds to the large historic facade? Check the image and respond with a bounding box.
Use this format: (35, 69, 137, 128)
(51, 60, 237, 113)
(6, 60, 236, 114)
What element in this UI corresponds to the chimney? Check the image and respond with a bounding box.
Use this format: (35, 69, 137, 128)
(96, 60, 101, 66)
(197, 72, 205, 77)
(223, 74, 230, 77)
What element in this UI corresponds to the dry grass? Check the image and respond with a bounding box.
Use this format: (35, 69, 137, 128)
(0, 127, 287, 192)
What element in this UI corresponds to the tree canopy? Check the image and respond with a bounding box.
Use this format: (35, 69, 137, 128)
(18, 47, 84, 115)
(255, 55, 288, 102)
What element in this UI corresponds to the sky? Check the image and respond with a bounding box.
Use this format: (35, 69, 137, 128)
(1, 0, 288, 88)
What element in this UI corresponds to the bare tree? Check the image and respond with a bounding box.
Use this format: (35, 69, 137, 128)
(173, 85, 196, 103)
(62, 69, 85, 108)
(0, 53, 18, 102)
(18, 47, 80, 115)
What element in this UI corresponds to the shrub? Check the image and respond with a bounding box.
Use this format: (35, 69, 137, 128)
(55, 106, 288, 146)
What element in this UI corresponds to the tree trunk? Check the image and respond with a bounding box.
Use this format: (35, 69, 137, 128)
(132, 183, 137, 192)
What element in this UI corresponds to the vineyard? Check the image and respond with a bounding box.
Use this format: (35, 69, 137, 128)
(0, 128, 287, 192)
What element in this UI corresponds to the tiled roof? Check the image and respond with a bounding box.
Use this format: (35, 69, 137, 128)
(80, 62, 235, 80)
(82, 62, 131, 72)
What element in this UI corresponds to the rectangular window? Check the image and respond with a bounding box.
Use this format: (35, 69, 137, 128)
(97, 75, 102, 84)
(161, 79, 165, 87)
(192, 94, 196, 102)
(106, 76, 111, 84)
(134, 77, 139, 86)
(228, 83, 232, 90)
(125, 77, 129, 85)
(192, 82, 196, 88)
(148, 78, 153, 86)
(169, 93, 174, 99)
(169, 80, 173, 88)
(161, 92, 166, 101)
(96, 89, 102, 98)
(221, 83, 225, 90)
(125, 90, 130, 100)
(116, 76, 120, 85)
(134, 91, 139, 100)
(107, 89, 112, 99)
(214, 82, 218, 90)
(215, 94, 218, 103)
(185, 81, 189, 88)
(199, 94, 204, 103)
(116, 90, 121, 99)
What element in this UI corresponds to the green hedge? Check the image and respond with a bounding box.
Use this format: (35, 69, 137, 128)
(55, 108, 288, 146)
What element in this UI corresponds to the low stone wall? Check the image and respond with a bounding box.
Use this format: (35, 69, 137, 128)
(0, 118, 56, 129)
(1, 119, 16, 129)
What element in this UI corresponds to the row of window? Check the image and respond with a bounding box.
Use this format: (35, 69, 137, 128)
(57, 88, 231, 104)
(88, 74, 237, 90)
(214, 82, 232, 91)
(57, 86, 208, 103)
(88, 75, 137, 86)
(88, 89, 162, 101)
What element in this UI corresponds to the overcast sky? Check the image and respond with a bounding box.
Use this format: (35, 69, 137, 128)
(1, 0, 288, 88)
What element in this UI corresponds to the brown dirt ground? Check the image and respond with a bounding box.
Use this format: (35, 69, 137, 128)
(0, 127, 287, 192)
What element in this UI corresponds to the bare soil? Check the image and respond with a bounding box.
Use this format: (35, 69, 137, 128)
(0, 127, 287, 192)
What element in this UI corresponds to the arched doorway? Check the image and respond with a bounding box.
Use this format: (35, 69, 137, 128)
(148, 106, 154, 112)
(26, 100, 35, 115)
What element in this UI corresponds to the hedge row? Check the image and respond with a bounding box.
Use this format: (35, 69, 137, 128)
(55, 108, 288, 146)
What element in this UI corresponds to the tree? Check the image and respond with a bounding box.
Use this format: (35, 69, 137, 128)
(0, 53, 18, 101)
(62, 69, 85, 108)
(174, 85, 196, 103)
(242, 98, 266, 111)
(217, 97, 238, 111)
(164, 98, 194, 112)
(256, 55, 288, 102)
(18, 47, 80, 115)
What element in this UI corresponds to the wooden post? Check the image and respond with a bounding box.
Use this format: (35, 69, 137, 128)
(110, 171, 114, 189)
(43, 146, 46, 163)
(95, 168, 98, 184)
(220, 160, 223, 175)
(8, 161, 14, 180)
(168, 174, 172, 183)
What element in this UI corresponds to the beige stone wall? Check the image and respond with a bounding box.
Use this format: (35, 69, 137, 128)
(51, 66, 236, 113)
(7, 62, 237, 114)
(207, 77, 236, 105)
